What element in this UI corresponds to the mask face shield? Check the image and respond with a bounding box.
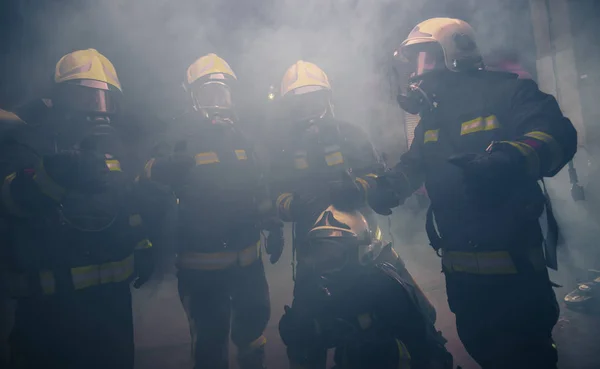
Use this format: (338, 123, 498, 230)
(190, 81, 235, 123)
(53, 80, 121, 116)
(281, 86, 331, 125)
(396, 42, 446, 82)
(305, 230, 357, 277)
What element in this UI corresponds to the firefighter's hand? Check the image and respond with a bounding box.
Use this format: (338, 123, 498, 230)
(448, 151, 515, 202)
(42, 150, 109, 194)
(279, 305, 320, 348)
(367, 176, 401, 216)
(329, 171, 364, 211)
(264, 219, 285, 264)
(133, 249, 154, 289)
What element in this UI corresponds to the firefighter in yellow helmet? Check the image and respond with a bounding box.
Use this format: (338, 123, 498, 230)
(269, 60, 439, 368)
(278, 205, 454, 369)
(0, 49, 153, 369)
(366, 18, 577, 368)
(143, 53, 278, 369)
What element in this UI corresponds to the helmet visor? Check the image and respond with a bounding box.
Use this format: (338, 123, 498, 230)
(305, 236, 357, 275)
(191, 81, 233, 110)
(396, 42, 446, 80)
(53, 81, 120, 115)
(281, 87, 330, 123)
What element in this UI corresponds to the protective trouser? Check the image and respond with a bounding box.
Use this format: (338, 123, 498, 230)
(446, 271, 559, 369)
(9, 282, 134, 369)
(178, 259, 270, 369)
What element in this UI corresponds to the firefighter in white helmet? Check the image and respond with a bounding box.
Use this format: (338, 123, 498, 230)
(0, 49, 153, 369)
(143, 53, 278, 369)
(367, 18, 577, 369)
(279, 204, 453, 369)
(269, 60, 440, 367)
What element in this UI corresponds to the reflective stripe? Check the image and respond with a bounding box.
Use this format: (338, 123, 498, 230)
(144, 158, 155, 179)
(294, 150, 308, 169)
(500, 140, 541, 178)
(39, 270, 56, 295)
(424, 129, 439, 143)
(2, 173, 28, 217)
(246, 335, 267, 351)
(129, 214, 143, 227)
(135, 238, 153, 250)
(195, 152, 220, 165)
(177, 241, 261, 270)
(71, 254, 135, 290)
(33, 161, 66, 202)
(356, 177, 369, 192)
(460, 115, 500, 135)
(523, 131, 564, 173)
(276, 192, 294, 221)
(325, 151, 344, 166)
(105, 159, 122, 172)
(235, 149, 248, 160)
(396, 339, 412, 369)
(442, 250, 518, 275)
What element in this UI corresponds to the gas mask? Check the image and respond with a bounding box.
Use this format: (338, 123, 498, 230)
(190, 81, 237, 126)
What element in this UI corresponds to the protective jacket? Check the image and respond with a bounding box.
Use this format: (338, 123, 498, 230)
(269, 118, 384, 251)
(145, 113, 269, 270)
(382, 71, 577, 275)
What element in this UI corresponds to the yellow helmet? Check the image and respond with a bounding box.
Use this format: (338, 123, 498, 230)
(55, 49, 122, 91)
(280, 60, 331, 98)
(185, 53, 237, 86)
(397, 17, 482, 73)
(0, 109, 25, 124)
(305, 205, 385, 275)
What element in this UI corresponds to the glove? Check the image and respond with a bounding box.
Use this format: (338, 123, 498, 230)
(42, 150, 109, 194)
(264, 218, 285, 264)
(329, 171, 364, 211)
(133, 249, 154, 289)
(448, 150, 518, 205)
(367, 176, 401, 216)
(279, 305, 320, 348)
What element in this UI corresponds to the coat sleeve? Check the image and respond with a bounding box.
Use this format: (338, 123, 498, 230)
(496, 79, 578, 178)
(382, 122, 428, 202)
(341, 123, 387, 194)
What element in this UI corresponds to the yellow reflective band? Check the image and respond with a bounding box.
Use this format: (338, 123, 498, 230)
(365, 173, 378, 179)
(396, 339, 412, 369)
(325, 151, 344, 166)
(135, 238, 153, 250)
(357, 313, 372, 330)
(460, 115, 500, 136)
(105, 159, 121, 172)
(195, 152, 220, 165)
(2, 173, 28, 217)
(71, 254, 135, 290)
(374, 226, 382, 241)
(276, 192, 294, 220)
(144, 158, 155, 179)
(247, 335, 267, 350)
(39, 270, 56, 295)
(129, 214, 143, 227)
(502, 141, 541, 178)
(33, 161, 66, 202)
(355, 177, 369, 192)
(177, 242, 260, 270)
(442, 251, 518, 275)
(424, 129, 439, 143)
(524, 131, 564, 173)
(235, 149, 248, 160)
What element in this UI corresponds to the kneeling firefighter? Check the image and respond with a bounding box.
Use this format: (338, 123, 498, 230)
(144, 53, 280, 369)
(268, 61, 438, 360)
(279, 205, 453, 369)
(0, 49, 154, 369)
(366, 18, 577, 369)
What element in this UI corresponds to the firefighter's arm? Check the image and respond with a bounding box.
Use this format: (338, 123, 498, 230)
(342, 124, 387, 197)
(496, 79, 577, 179)
(131, 217, 155, 289)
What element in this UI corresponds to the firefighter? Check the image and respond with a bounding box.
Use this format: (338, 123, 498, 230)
(269, 60, 439, 368)
(279, 205, 453, 369)
(143, 53, 279, 369)
(365, 18, 577, 369)
(0, 49, 154, 369)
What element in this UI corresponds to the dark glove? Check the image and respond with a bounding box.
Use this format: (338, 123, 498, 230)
(329, 171, 364, 211)
(133, 249, 154, 289)
(42, 150, 109, 194)
(263, 218, 285, 264)
(279, 305, 320, 348)
(448, 150, 518, 204)
(367, 176, 401, 216)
